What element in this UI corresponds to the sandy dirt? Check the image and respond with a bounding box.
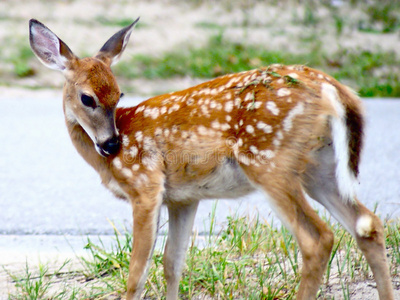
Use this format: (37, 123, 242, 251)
(1, 0, 400, 299)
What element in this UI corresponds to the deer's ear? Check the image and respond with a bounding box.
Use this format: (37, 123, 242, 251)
(95, 17, 139, 66)
(29, 19, 76, 71)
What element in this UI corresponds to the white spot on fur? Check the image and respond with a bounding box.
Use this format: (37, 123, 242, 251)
(356, 215, 373, 238)
(249, 145, 259, 154)
(143, 136, 154, 151)
(283, 102, 305, 132)
(201, 105, 210, 116)
(150, 107, 160, 119)
(164, 129, 170, 138)
(168, 104, 180, 114)
(135, 106, 145, 114)
(246, 125, 255, 134)
(234, 97, 242, 107)
(143, 107, 151, 118)
(273, 138, 281, 147)
(201, 88, 211, 95)
(245, 92, 253, 101)
(266, 101, 279, 115)
(132, 164, 140, 171)
(288, 73, 298, 79)
(226, 115, 232, 122)
(256, 121, 273, 134)
(225, 101, 234, 113)
(277, 88, 291, 97)
(211, 120, 220, 130)
(226, 78, 236, 88)
(135, 131, 143, 142)
(121, 168, 133, 179)
(122, 135, 130, 147)
(129, 145, 138, 158)
(113, 157, 122, 170)
(238, 153, 250, 165)
(198, 125, 208, 135)
(254, 101, 262, 109)
(160, 106, 167, 115)
(220, 123, 231, 131)
(155, 128, 163, 136)
(273, 130, 284, 147)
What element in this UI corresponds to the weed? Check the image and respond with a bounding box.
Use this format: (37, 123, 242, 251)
(6, 260, 79, 299)
(284, 74, 300, 86)
(5, 215, 400, 299)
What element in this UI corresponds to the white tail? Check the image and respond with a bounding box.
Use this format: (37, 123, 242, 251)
(321, 82, 358, 202)
(29, 19, 394, 300)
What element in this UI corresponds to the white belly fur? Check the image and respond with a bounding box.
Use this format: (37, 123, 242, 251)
(164, 158, 255, 203)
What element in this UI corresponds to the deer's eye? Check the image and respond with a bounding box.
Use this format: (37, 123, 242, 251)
(81, 94, 96, 108)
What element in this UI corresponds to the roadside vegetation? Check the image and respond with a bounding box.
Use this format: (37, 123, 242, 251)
(115, 33, 400, 97)
(5, 212, 400, 299)
(1, 0, 400, 97)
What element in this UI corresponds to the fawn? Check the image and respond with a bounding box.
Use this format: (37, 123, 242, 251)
(29, 18, 394, 299)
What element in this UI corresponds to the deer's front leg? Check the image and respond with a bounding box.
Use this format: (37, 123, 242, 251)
(126, 188, 163, 300)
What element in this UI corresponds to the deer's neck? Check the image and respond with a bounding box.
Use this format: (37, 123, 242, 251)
(64, 115, 114, 184)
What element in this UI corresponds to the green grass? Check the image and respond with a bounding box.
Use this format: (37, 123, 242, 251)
(6, 43, 35, 78)
(115, 33, 400, 97)
(359, 0, 400, 33)
(6, 260, 80, 299)
(5, 214, 400, 299)
(115, 33, 323, 80)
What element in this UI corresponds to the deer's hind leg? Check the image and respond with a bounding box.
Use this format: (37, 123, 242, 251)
(241, 163, 334, 300)
(163, 201, 199, 300)
(303, 140, 394, 300)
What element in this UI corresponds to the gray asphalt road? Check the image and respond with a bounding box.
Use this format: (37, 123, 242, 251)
(1, 95, 399, 237)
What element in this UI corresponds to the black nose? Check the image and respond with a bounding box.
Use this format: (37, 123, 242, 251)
(100, 136, 120, 156)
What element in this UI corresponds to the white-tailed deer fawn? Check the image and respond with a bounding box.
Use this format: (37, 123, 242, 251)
(29, 19, 394, 300)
